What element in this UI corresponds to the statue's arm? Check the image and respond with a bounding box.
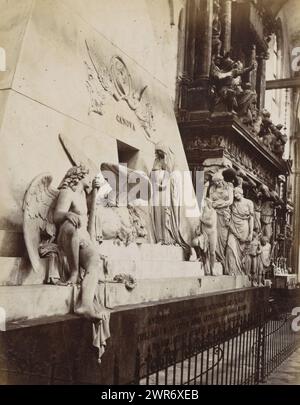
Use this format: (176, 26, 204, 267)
(242, 61, 257, 75)
(53, 189, 73, 225)
(211, 199, 230, 209)
(257, 242, 262, 255)
(86, 190, 94, 212)
(248, 201, 254, 240)
(211, 65, 233, 80)
(211, 185, 234, 209)
(217, 71, 233, 80)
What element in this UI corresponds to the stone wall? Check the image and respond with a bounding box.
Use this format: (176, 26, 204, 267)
(0, 287, 269, 384)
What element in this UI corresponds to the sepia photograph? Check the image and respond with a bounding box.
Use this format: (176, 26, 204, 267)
(0, 0, 299, 394)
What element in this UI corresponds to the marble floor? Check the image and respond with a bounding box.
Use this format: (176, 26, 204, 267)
(263, 347, 300, 385)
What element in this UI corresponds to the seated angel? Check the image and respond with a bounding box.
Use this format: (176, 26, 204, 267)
(23, 165, 109, 320)
(23, 162, 152, 319)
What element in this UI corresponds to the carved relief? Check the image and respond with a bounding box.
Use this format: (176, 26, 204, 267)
(212, 0, 222, 58)
(84, 61, 106, 116)
(258, 110, 287, 158)
(210, 54, 257, 114)
(184, 134, 275, 188)
(84, 41, 155, 139)
(185, 135, 225, 151)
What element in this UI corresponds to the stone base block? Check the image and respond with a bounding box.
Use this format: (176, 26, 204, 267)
(0, 287, 269, 385)
(0, 285, 74, 322)
(0, 257, 47, 286)
(98, 241, 185, 262)
(107, 259, 205, 279)
(0, 275, 251, 322)
(105, 275, 251, 308)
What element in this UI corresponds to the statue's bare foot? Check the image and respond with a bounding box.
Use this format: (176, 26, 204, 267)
(67, 272, 80, 285)
(75, 305, 109, 321)
(75, 305, 99, 319)
(54, 280, 73, 286)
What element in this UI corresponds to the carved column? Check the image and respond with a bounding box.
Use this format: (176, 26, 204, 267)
(176, 0, 197, 114)
(184, 0, 197, 81)
(256, 52, 269, 110)
(222, 0, 232, 55)
(195, 0, 213, 78)
(249, 44, 257, 89)
(187, 0, 213, 111)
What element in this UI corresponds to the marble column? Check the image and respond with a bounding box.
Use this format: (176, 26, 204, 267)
(176, 0, 196, 112)
(256, 52, 269, 110)
(222, 0, 232, 55)
(187, 0, 213, 111)
(196, 0, 213, 79)
(249, 44, 257, 89)
(184, 0, 198, 80)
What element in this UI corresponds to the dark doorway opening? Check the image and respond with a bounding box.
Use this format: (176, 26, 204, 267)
(117, 140, 139, 169)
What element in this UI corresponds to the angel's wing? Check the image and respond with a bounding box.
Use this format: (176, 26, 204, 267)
(23, 174, 59, 273)
(100, 162, 152, 203)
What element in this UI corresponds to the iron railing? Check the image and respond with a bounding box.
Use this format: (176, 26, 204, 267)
(133, 306, 299, 385)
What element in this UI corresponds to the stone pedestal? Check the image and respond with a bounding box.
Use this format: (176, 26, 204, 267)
(0, 286, 269, 384)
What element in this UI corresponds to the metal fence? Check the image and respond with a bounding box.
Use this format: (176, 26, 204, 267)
(133, 306, 299, 385)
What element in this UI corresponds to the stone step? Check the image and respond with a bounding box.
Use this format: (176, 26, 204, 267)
(0, 257, 48, 286)
(0, 275, 251, 323)
(98, 241, 186, 262)
(0, 255, 223, 286)
(104, 275, 251, 308)
(107, 259, 204, 279)
(106, 259, 223, 279)
(0, 254, 223, 288)
(0, 285, 74, 322)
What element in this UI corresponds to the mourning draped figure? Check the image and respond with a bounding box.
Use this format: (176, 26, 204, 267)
(150, 142, 190, 256)
(209, 170, 234, 270)
(225, 187, 254, 276)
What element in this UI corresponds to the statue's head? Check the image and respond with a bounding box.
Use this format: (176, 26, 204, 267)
(59, 165, 90, 192)
(223, 167, 239, 186)
(211, 171, 224, 186)
(234, 187, 243, 200)
(262, 109, 271, 119)
(212, 54, 222, 67)
(154, 142, 175, 171)
(259, 184, 270, 197)
(242, 82, 252, 90)
(261, 236, 269, 246)
(234, 60, 243, 70)
(221, 56, 235, 71)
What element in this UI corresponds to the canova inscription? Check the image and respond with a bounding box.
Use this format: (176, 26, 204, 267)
(116, 114, 136, 131)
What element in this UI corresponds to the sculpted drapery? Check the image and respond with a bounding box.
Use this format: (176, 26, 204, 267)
(209, 171, 234, 270)
(225, 187, 254, 276)
(150, 143, 190, 256)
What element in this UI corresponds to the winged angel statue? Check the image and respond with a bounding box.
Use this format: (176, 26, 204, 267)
(23, 137, 151, 323)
